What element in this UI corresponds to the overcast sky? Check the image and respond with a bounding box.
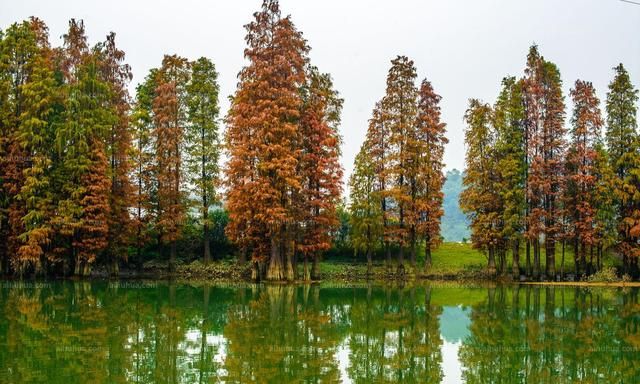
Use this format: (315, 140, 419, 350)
(2, 0, 639, 183)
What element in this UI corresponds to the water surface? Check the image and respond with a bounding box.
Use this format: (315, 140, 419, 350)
(0, 281, 638, 383)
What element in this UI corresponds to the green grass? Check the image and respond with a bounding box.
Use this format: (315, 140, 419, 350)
(321, 242, 623, 281)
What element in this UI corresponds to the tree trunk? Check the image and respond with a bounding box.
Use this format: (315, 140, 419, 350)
(251, 261, 262, 283)
(311, 254, 319, 281)
(303, 255, 310, 281)
(203, 220, 211, 264)
(409, 228, 417, 268)
(424, 243, 432, 274)
(239, 246, 247, 265)
(580, 242, 587, 277)
(561, 240, 565, 280)
(526, 240, 531, 277)
(573, 239, 579, 276)
(366, 247, 372, 277)
(397, 245, 405, 276)
(533, 241, 540, 279)
(487, 246, 496, 276)
(169, 241, 176, 273)
(512, 239, 520, 277)
(546, 240, 555, 280)
(266, 236, 285, 281)
(285, 235, 295, 281)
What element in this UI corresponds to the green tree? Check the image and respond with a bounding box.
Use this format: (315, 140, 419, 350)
(493, 76, 526, 276)
(605, 63, 639, 273)
(185, 57, 220, 264)
(349, 148, 383, 274)
(460, 99, 502, 275)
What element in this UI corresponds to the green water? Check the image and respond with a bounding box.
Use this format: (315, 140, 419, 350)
(0, 281, 638, 383)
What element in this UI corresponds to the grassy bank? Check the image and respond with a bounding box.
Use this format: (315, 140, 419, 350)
(120, 242, 628, 285)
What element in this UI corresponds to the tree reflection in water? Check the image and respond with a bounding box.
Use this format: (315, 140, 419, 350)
(0, 281, 638, 383)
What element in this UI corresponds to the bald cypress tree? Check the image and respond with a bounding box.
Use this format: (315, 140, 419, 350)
(225, 0, 309, 281)
(130, 71, 157, 269)
(153, 54, 190, 273)
(605, 64, 640, 274)
(522, 46, 566, 279)
(566, 80, 603, 275)
(460, 99, 501, 275)
(349, 147, 383, 275)
(98, 32, 133, 275)
(493, 76, 526, 276)
(0, 18, 57, 275)
(298, 67, 343, 280)
(415, 79, 447, 272)
(185, 57, 220, 264)
(384, 55, 418, 275)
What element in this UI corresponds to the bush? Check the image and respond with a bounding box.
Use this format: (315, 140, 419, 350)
(586, 267, 619, 283)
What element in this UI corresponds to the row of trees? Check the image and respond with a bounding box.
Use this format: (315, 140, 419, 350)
(349, 56, 448, 276)
(224, 0, 343, 281)
(461, 45, 639, 279)
(0, 17, 221, 276)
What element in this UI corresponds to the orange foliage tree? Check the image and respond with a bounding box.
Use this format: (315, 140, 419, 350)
(153, 55, 190, 272)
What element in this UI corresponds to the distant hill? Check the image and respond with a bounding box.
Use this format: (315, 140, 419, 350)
(441, 169, 470, 242)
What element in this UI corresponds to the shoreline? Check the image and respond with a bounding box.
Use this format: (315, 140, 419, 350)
(1, 264, 635, 288)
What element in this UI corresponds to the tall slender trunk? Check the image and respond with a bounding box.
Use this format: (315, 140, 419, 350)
(526, 240, 531, 277)
(366, 247, 372, 276)
(512, 239, 520, 277)
(311, 253, 319, 281)
(533, 241, 540, 279)
(285, 232, 295, 281)
(424, 237, 432, 273)
(266, 234, 284, 281)
(409, 227, 417, 268)
(397, 245, 405, 276)
(573, 238, 579, 276)
(487, 246, 496, 276)
(561, 239, 565, 280)
(546, 239, 555, 280)
(169, 241, 176, 273)
(203, 214, 211, 264)
(239, 246, 247, 265)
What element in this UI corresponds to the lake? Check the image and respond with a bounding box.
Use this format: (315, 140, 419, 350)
(0, 281, 638, 383)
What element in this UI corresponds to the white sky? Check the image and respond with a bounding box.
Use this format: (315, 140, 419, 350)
(2, 0, 639, 185)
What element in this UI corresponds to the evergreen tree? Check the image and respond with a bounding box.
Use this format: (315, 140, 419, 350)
(605, 64, 639, 274)
(415, 79, 447, 271)
(130, 71, 157, 269)
(460, 99, 501, 275)
(225, 0, 309, 281)
(297, 67, 343, 280)
(383, 55, 418, 275)
(566, 80, 603, 275)
(185, 57, 220, 264)
(493, 76, 526, 276)
(522, 46, 566, 279)
(98, 32, 133, 275)
(365, 102, 393, 271)
(153, 54, 190, 272)
(0, 18, 57, 274)
(349, 148, 383, 275)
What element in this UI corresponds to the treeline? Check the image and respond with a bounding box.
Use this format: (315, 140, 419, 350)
(0, 0, 346, 281)
(460, 45, 639, 279)
(348, 56, 447, 276)
(0, 17, 223, 276)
